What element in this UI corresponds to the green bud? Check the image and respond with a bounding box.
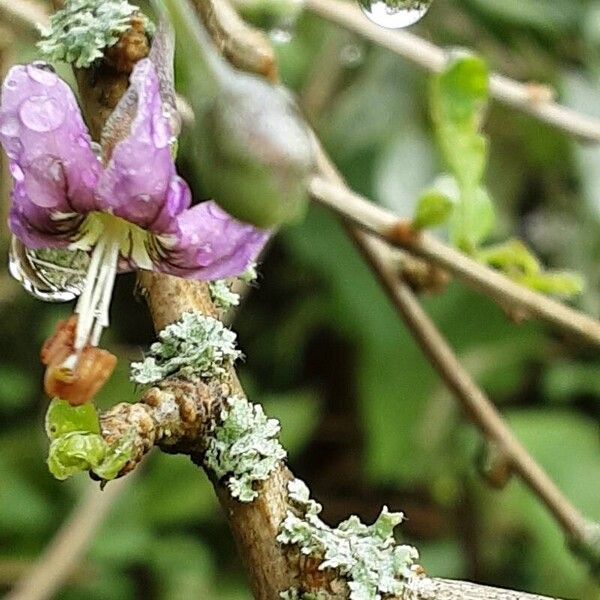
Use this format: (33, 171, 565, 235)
(412, 189, 454, 230)
(156, 0, 314, 228)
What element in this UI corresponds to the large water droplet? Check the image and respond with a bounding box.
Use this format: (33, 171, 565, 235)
(359, 0, 431, 28)
(4, 78, 17, 91)
(19, 95, 65, 132)
(27, 64, 58, 86)
(9, 237, 87, 303)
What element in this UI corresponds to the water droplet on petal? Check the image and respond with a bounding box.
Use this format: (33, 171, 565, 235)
(359, 0, 431, 28)
(27, 64, 58, 86)
(25, 156, 66, 208)
(4, 78, 17, 91)
(152, 112, 171, 148)
(9, 237, 87, 303)
(0, 116, 20, 137)
(19, 95, 65, 133)
(138, 194, 151, 203)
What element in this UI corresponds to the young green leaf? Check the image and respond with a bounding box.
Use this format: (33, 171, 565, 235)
(412, 189, 454, 230)
(430, 51, 489, 191)
(47, 432, 107, 480)
(515, 271, 584, 298)
(479, 239, 542, 276)
(450, 185, 495, 253)
(45, 398, 101, 440)
(430, 51, 493, 252)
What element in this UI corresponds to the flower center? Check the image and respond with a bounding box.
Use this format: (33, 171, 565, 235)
(65, 213, 153, 362)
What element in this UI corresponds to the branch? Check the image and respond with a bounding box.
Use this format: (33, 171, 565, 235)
(6, 478, 131, 600)
(311, 133, 598, 566)
(304, 0, 600, 143)
(16, 1, 579, 599)
(308, 175, 600, 346)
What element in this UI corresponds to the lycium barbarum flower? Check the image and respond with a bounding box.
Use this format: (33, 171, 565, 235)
(0, 58, 269, 375)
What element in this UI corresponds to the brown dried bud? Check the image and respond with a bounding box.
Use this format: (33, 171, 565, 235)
(41, 316, 117, 406)
(105, 15, 150, 74)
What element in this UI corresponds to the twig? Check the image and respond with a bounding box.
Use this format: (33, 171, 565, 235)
(356, 231, 590, 539)
(304, 0, 600, 144)
(312, 136, 595, 556)
(6, 477, 131, 600)
(308, 175, 600, 346)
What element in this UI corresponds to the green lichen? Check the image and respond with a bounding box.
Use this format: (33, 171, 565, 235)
(204, 396, 286, 502)
(37, 0, 151, 68)
(130, 312, 241, 385)
(240, 263, 259, 284)
(278, 479, 419, 600)
(209, 279, 240, 310)
(208, 264, 259, 310)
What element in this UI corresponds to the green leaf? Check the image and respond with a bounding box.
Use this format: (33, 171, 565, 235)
(47, 432, 107, 480)
(93, 433, 135, 481)
(412, 189, 454, 229)
(479, 239, 541, 276)
(430, 51, 489, 190)
(449, 185, 495, 253)
(515, 271, 584, 298)
(45, 398, 100, 440)
(430, 52, 493, 252)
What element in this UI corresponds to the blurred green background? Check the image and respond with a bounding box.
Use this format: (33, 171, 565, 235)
(1, 0, 600, 598)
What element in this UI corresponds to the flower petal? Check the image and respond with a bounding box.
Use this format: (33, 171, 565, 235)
(0, 64, 102, 245)
(96, 59, 181, 232)
(155, 201, 269, 280)
(8, 158, 85, 248)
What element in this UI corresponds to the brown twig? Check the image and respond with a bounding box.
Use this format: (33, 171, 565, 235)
(308, 175, 600, 346)
(303, 0, 600, 143)
(311, 135, 596, 556)
(6, 478, 131, 600)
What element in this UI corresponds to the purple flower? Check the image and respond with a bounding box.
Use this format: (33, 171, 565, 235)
(0, 59, 268, 355)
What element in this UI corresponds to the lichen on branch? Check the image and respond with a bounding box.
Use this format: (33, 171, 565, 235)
(278, 479, 419, 600)
(204, 396, 287, 502)
(130, 311, 241, 385)
(38, 0, 152, 68)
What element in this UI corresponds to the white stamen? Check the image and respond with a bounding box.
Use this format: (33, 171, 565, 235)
(72, 234, 119, 354)
(62, 212, 155, 371)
